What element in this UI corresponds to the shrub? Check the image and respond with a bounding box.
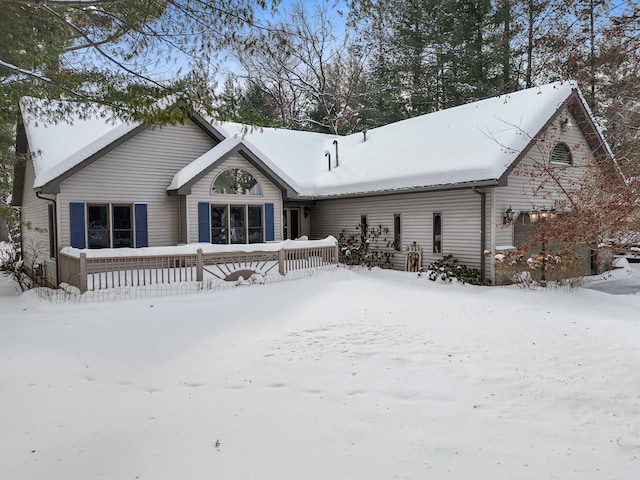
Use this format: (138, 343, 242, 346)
(0, 241, 32, 291)
(338, 224, 393, 269)
(427, 254, 486, 285)
(492, 246, 588, 289)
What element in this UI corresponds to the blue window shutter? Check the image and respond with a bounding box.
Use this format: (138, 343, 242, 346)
(198, 202, 211, 242)
(69, 202, 86, 249)
(265, 203, 275, 241)
(134, 203, 148, 248)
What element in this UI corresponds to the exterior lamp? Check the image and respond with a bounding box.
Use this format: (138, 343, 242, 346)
(529, 207, 541, 223)
(503, 206, 516, 225)
(548, 208, 557, 220)
(560, 118, 573, 132)
(540, 206, 549, 220)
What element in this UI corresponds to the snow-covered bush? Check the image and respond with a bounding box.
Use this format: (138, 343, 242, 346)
(338, 224, 393, 269)
(0, 241, 31, 291)
(492, 246, 589, 289)
(427, 255, 486, 285)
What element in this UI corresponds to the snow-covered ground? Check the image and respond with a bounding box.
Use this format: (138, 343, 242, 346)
(1, 264, 639, 479)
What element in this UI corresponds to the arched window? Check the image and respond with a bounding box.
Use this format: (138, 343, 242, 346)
(550, 142, 572, 165)
(211, 168, 262, 195)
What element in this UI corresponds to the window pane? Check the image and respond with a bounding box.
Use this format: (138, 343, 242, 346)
(48, 204, 56, 258)
(113, 230, 132, 248)
(211, 205, 227, 244)
(394, 214, 401, 251)
(112, 206, 131, 230)
(360, 215, 367, 241)
(87, 205, 109, 248)
(112, 205, 132, 248)
(248, 206, 262, 227)
(230, 206, 246, 244)
(433, 214, 442, 253)
(248, 206, 262, 243)
(212, 169, 262, 195)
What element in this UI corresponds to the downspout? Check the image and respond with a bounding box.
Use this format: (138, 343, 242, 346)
(472, 187, 486, 284)
(35, 191, 59, 287)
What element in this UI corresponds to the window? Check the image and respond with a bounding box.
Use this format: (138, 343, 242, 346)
(211, 206, 228, 244)
(212, 168, 262, 195)
(393, 214, 401, 251)
(211, 204, 263, 244)
(550, 142, 572, 165)
(47, 204, 56, 258)
(360, 215, 368, 240)
(112, 205, 133, 248)
(248, 206, 263, 243)
(70, 202, 147, 249)
(433, 213, 442, 253)
(87, 205, 109, 248)
(87, 204, 132, 249)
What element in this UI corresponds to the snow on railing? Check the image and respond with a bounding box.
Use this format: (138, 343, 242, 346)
(59, 237, 339, 293)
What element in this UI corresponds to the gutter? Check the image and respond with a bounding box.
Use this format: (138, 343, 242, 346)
(293, 178, 502, 201)
(472, 187, 486, 284)
(35, 191, 59, 287)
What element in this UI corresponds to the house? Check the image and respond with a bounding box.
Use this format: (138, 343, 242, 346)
(12, 81, 612, 287)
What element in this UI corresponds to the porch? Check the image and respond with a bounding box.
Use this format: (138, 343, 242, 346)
(59, 237, 339, 293)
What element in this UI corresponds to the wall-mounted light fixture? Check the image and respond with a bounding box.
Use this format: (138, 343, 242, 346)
(560, 117, 573, 132)
(304, 206, 310, 218)
(503, 206, 516, 225)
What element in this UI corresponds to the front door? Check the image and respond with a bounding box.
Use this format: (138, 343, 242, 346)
(283, 207, 300, 240)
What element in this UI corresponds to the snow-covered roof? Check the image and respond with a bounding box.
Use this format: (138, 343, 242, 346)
(167, 134, 299, 195)
(21, 81, 591, 197)
(208, 81, 582, 197)
(20, 98, 138, 189)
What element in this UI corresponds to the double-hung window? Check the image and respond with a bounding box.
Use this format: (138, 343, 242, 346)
(87, 204, 132, 248)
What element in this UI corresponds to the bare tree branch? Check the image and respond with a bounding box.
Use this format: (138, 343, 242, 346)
(41, 4, 168, 90)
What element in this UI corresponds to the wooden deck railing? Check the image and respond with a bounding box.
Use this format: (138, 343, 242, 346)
(59, 239, 339, 293)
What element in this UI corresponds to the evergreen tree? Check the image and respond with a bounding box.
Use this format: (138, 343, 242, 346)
(0, 0, 279, 224)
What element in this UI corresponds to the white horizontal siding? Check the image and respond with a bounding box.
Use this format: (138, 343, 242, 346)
(311, 188, 484, 270)
(20, 159, 57, 286)
(186, 154, 283, 242)
(58, 122, 216, 248)
(494, 108, 596, 250)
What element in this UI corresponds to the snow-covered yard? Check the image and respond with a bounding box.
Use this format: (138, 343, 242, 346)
(1, 264, 639, 479)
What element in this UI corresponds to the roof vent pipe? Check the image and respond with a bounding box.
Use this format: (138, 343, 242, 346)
(325, 150, 331, 171)
(363, 128, 367, 142)
(333, 140, 339, 167)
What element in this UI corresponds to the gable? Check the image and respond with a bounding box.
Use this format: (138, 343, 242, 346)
(20, 101, 222, 194)
(187, 153, 283, 200)
(497, 91, 611, 186)
(167, 137, 298, 197)
(58, 122, 218, 196)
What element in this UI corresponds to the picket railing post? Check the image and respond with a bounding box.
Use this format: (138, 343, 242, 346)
(278, 248, 286, 275)
(79, 253, 87, 293)
(197, 249, 203, 282)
